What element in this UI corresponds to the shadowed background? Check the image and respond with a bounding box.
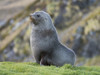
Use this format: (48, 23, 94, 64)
(0, 0, 100, 66)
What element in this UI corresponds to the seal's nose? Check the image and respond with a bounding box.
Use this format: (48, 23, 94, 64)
(29, 14, 33, 20)
(29, 13, 37, 24)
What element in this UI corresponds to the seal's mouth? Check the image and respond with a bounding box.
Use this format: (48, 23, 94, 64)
(29, 14, 37, 25)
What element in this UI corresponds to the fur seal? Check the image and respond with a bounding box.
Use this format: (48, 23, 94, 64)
(30, 11, 76, 66)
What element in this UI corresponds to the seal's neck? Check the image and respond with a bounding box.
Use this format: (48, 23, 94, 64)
(32, 20, 54, 31)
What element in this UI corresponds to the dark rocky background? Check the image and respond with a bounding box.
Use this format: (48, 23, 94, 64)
(0, 0, 100, 66)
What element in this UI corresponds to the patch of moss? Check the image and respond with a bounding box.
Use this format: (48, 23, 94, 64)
(0, 62, 100, 75)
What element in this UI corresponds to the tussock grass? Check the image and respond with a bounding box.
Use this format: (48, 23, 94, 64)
(0, 62, 100, 75)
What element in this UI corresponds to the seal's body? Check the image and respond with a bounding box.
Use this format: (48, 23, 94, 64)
(40, 43, 76, 66)
(30, 11, 76, 66)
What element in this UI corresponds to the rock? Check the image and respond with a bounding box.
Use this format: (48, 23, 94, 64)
(83, 32, 100, 58)
(0, 54, 3, 61)
(72, 0, 95, 10)
(54, 14, 65, 29)
(54, 1, 66, 29)
(23, 56, 35, 62)
(72, 26, 84, 56)
(72, 34, 83, 55)
(3, 41, 14, 54)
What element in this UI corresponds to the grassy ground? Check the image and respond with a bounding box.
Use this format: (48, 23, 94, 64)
(0, 62, 100, 75)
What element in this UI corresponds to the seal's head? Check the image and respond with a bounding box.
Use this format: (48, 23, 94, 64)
(30, 11, 52, 26)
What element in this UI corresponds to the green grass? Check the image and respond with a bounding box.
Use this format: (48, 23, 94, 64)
(0, 62, 100, 75)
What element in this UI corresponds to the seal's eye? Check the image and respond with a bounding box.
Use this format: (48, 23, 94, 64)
(37, 14, 40, 17)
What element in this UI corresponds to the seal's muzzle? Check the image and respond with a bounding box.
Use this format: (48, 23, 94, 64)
(29, 14, 37, 25)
